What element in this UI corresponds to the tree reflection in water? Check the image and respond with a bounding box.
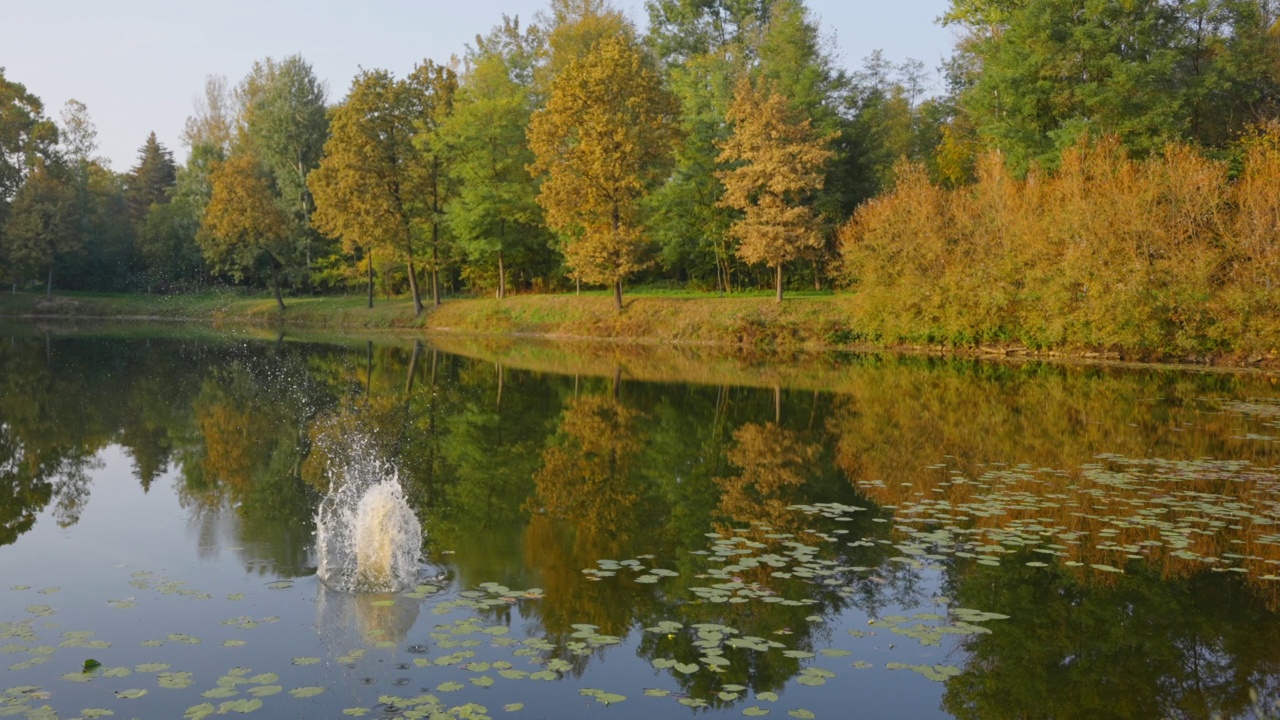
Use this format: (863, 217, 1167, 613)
(2, 331, 1280, 716)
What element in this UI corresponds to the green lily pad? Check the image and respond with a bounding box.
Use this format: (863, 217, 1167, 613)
(436, 682, 464, 693)
(217, 698, 263, 713)
(644, 689, 671, 697)
(289, 687, 324, 698)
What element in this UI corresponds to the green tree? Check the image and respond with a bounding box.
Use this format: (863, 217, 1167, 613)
(125, 132, 177, 224)
(4, 160, 81, 296)
(644, 0, 769, 291)
(0, 68, 58, 289)
(438, 16, 547, 299)
(717, 78, 831, 301)
(408, 60, 458, 307)
(946, 0, 1280, 171)
(236, 55, 330, 281)
(200, 152, 292, 310)
(528, 33, 680, 311)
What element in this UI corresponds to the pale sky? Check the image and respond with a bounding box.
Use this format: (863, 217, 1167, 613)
(4, 0, 956, 171)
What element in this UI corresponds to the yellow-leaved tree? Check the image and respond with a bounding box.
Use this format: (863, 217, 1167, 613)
(200, 152, 292, 310)
(527, 33, 679, 311)
(717, 78, 831, 301)
(309, 66, 453, 315)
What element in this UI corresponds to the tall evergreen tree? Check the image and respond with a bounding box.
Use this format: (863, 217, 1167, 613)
(126, 132, 177, 224)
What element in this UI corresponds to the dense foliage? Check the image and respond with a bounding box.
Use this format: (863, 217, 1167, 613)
(1, 0, 1278, 332)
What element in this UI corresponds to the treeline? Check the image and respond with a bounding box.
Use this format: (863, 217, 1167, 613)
(1, 0, 1278, 316)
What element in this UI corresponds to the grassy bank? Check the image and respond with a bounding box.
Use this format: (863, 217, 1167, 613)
(4, 289, 1278, 367)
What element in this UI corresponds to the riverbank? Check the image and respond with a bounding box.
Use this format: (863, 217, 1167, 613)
(4, 290, 1279, 368)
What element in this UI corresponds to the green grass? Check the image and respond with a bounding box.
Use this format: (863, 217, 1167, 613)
(3, 288, 1276, 367)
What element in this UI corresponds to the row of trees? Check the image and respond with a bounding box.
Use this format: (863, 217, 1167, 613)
(2, 0, 1278, 310)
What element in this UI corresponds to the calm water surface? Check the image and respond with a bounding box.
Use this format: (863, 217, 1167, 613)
(2, 329, 1280, 719)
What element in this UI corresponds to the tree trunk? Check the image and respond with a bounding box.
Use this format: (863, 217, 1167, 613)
(775, 264, 783, 302)
(272, 266, 286, 311)
(431, 227, 441, 308)
(407, 250, 424, 316)
(405, 340, 421, 395)
(496, 363, 504, 412)
(367, 249, 374, 309)
(497, 250, 506, 300)
(613, 280, 623, 312)
(46, 266, 53, 299)
(575, 276, 580, 295)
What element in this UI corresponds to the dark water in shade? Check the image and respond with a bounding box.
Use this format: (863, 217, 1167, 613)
(2, 327, 1280, 719)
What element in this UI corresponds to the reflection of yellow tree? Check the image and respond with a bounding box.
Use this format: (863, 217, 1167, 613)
(717, 422, 819, 533)
(529, 396, 645, 545)
(195, 383, 273, 495)
(523, 395, 649, 637)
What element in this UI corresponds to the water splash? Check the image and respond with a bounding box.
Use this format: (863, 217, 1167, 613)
(315, 456, 422, 593)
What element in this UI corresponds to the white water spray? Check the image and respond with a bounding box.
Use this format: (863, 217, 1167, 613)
(315, 456, 422, 593)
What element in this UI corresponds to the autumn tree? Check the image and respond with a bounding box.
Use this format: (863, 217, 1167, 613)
(717, 77, 831, 301)
(310, 68, 437, 314)
(536, 0, 631, 90)
(182, 75, 235, 155)
(438, 16, 547, 299)
(200, 153, 292, 310)
(528, 34, 679, 310)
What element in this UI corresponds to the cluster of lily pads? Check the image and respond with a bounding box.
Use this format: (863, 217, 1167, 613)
(843, 456, 1280, 587)
(19, 449, 1276, 720)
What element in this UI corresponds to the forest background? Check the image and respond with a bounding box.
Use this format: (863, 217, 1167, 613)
(2, 0, 1280, 354)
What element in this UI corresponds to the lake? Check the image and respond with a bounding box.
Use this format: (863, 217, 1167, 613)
(2, 327, 1279, 719)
